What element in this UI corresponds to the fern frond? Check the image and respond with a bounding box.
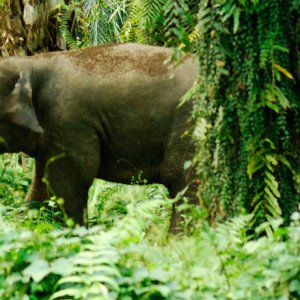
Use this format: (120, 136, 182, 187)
(216, 214, 253, 246)
(120, 0, 165, 44)
(50, 228, 120, 300)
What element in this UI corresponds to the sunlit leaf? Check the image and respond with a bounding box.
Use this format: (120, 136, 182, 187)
(233, 8, 240, 33)
(274, 63, 294, 80)
(23, 259, 51, 283)
(274, 85, 290, 109)
(50, 257, 72, 276)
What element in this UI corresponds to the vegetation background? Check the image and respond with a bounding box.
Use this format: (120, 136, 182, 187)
(0, 0, 299, 299)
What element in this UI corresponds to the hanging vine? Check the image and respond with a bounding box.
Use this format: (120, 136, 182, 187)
(194, 0, 300, 233)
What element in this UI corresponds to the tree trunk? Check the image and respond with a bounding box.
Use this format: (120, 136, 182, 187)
(0, 0, 65, 57)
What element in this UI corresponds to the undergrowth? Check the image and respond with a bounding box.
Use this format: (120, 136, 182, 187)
(0, 155, 300, 299)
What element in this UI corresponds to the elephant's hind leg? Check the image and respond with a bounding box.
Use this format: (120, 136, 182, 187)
(161, 132, 198, 234)
(25, 159, 50, 207)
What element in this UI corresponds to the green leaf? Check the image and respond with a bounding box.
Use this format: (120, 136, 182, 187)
(148, 269, 169, 282)
(274, 85, 290, 109)
(247, 150, 264, 179)
(50, 257, 72, 276)
(265, 100, 279, 113)
(57, 275, 87, 285)
(252, 198, 263, 214)
(264, 177, 279, 193)
(49, 288, 82, 300)
(264, 138, 276, 150)
(264, 187, 282, 216)
(243, 240, 261, 254)
(265, 184, 281, 200)
(221, 1, 235, 22)
(88, 275, 119, 290)
(290, 280, 300, 293)
(251, 191, 264, 205)
(265, 155, 278, 166)
(233, 8, 240, 33)
(265, 203, 281, 218)
(277, 155, 294, 173)
(291, 211, 300, 222)
(23, 259, 51, 283)
(273, 63, 294, 80)
(155, 285, 172, 297)
(184, 160, 192, 170)
(256, 219, 274, 237)
(264, 170, 277, 182)
(273, 45, 289, 53)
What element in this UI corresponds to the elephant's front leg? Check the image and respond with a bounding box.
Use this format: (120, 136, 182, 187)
(48, 168, 90, 225)
(46, 141, 100, 225)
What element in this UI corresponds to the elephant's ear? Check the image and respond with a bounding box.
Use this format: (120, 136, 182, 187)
(3, 71, 43, 133)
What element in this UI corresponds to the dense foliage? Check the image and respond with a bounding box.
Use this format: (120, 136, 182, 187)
(1, 0, 300, 299)
(1, 166, 300, 299)
(193, 0, 300, 232)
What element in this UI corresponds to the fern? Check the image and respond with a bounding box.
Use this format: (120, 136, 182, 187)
(84, 0, 128, 45)
(121, 0, 165, 44)
(163, 0, 198, 51)
(51, 195, 169, 299)
(216, 214, 253, 245)
(55, 0, 89, 49)
(1, 182, 300, 299)
(50, 227, 120, 299)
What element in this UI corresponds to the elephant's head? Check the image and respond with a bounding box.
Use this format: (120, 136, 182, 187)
(0, 70, 43, 133)
(0, 70, 43, 154)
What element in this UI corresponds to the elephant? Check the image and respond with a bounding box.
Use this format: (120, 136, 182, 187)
(0, 43, 198, 233)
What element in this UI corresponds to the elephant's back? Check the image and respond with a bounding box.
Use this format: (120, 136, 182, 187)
(32, 43, 197, 80)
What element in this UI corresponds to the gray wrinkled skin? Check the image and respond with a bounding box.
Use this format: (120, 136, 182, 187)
(0, 43, 198, 233)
